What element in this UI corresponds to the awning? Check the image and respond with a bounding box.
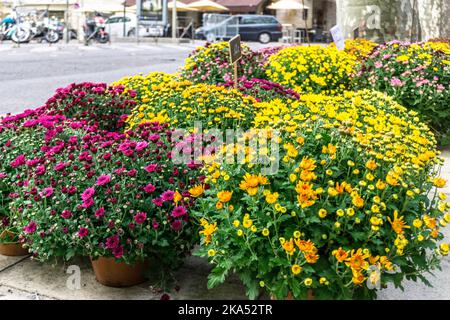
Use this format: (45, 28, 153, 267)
(76, 0, 127, 13)
(267, 0, 309, 10)
(14, 0, 77, 10)
(168, 1, 199, 12)
(187, 0, 229, 12)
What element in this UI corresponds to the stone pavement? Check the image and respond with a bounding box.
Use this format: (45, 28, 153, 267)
(1, 149, 449, 300)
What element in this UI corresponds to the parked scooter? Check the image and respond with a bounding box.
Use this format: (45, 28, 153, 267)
(84, 12, 109, 44)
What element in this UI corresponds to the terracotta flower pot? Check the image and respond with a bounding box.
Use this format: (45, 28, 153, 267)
(90, 256, 149, 287)
(0, 230, 29, 257)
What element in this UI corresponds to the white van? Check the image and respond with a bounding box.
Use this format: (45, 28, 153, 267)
(105, 14, 165, 37)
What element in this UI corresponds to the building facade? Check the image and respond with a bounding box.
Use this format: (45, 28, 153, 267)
(2, 0, 448, 41)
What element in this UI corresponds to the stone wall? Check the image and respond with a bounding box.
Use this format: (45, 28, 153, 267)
(336, 0, 449, 42)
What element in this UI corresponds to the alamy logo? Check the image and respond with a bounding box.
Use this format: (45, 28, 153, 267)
(66, 265, 81, 290)
(364, 5, 381, 30)
(171, 122, 280, 175)
(366, 264, 381, 289)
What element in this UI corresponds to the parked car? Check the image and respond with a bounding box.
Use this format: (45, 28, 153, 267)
(105, 14, 164, 38)
(195, 14, 282, 44)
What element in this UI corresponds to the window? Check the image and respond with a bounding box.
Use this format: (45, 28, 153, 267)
(302, 9, 308, 20)
(241, 16, 277, 25)
(261, 16, 277, 24)
(241, 17, 259, 25)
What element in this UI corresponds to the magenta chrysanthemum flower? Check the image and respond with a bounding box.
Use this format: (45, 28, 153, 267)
(54, 162, 67, 171)
(135, 141, 148, 152)
(161, 190, 175, 202)
(152, 198, 163, 207)
(96, 174, 111, 186)
(105, 235, 119, 249)
(61, 210, 72, 219)
(35, 165, 46, 176)
(123, 149, 134, 157)
(68, 136, 78, 144)
(24, 221, 37, 234)
(172, 206, 187, 218)
(134, 212, 147, 224)
(128, 89, 137, 98)
(149, 134, 160, 142)
(81, 187, 95, 201)
(95, 207, 105, 218)
(143, 183, 156, 193)
(23, 119, 39, 127)
(78, 227, 89, 238)
(81, 197, 94, 209)
(112, 246, 124, 259)
(27, 158, 40, 167)
(10, 154, 26, 168)
(171, 220, 182, 231)
(70, 122, 83, 129)
(127, 169, 137, 177)
(41, 187, 54, 198)
(144, 163, 158, 173)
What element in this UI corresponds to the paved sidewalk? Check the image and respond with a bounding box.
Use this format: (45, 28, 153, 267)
(1, 149, 449, 300)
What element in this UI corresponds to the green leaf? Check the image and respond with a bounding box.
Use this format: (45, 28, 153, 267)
(411, 254, 427, 269)
(65, 249, 75, 261)
(239, 272, 260, 300)
(417, 274, 433, 288)
(207, 266, 229, 289)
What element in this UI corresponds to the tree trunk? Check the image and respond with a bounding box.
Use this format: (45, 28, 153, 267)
(335, 0, 449, 41)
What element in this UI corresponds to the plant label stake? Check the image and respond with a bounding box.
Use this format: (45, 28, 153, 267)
(330, 25, 345, 50)
(229, 34, 242, 90)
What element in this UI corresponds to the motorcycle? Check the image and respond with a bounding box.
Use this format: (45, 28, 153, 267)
(84, 16, 109, 44)
(11, 23, 31, 43)
(24, 13, 60, 43)
(41, 19, 60, 43)
(0, 16, 31, 43)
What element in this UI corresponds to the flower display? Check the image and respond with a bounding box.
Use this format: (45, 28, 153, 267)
(7, 118, 202, 270)
(180, 42, 265, 85)
(0, 112, 68, 244)
(112, 72, 177, 101)
(221, 78, 300, 102)
(256, 44, 298, 65)
(253, 90, 437, 167)
(2, 83, 136, 132)
(124, 78, 257, 130)
(41, 82, 137, 131)
(330, 39, 378, 61)
(353, 41, 450, 144)
(1, 39, 450, 298)
(265, 45, 357, 95)
(194, 109, 448, 299)
(425, 39, 450, 53)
